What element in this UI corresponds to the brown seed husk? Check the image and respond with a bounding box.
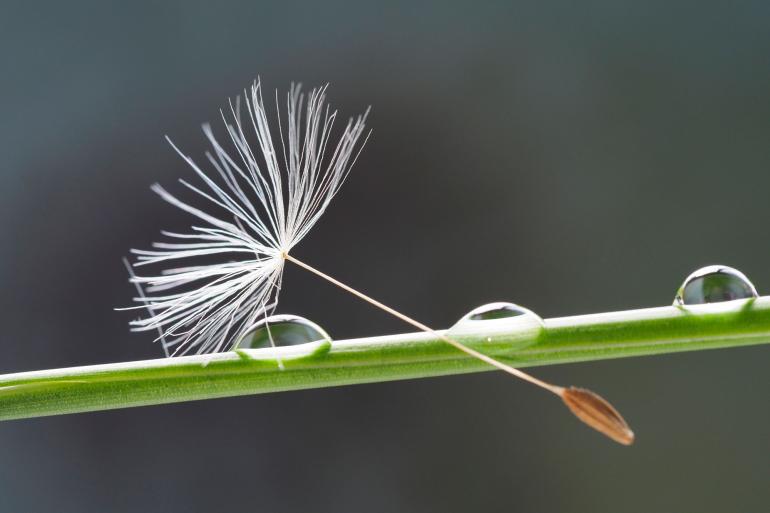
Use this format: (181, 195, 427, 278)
(562, 387, 635, 445)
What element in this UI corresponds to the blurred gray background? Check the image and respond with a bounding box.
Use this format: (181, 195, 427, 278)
(1, 1, 768, 511)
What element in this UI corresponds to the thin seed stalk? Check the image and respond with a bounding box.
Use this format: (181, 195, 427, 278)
(0, 297, 768, 422)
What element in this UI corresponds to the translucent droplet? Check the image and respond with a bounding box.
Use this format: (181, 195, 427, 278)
(674, 265, 758, 306)
(236, 315, 330, 349)
(447, 302, 543, 352)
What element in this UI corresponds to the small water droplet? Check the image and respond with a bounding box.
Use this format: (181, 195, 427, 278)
(448, 302, 543, 351)
(674, 265, 758, 306)
(237, 315, 330, 349)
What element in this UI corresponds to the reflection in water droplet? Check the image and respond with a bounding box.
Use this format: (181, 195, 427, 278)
(236, 315, 330, 349)
(465, 302, 529, 320)
(674, 265, 758, 306)
(448, 302, 543, 351)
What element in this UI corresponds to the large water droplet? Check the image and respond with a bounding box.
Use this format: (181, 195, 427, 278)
(236, 315, 331, 349)
(674, 265, 758, 306)
(447, 302, 543, 352)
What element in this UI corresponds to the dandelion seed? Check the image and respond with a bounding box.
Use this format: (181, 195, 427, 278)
(562, 387, 635, 445)
(125, 78, 633, 445)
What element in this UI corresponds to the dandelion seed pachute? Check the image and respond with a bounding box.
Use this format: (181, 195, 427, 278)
(127, 80, 369, 356)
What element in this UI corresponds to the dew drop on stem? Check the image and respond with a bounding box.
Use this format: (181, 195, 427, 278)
(674, 265, 758, 306)
(448, 302, 543, 350)
(236, 315, 331, 349)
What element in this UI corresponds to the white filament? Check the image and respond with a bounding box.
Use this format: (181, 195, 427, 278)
(126, 80, 369, 356)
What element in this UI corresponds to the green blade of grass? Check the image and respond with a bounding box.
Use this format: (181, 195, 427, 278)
(0, 297, 768, 421)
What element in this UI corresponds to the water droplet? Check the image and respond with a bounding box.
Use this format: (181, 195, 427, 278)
(237, 315, 330, 349)
(447, 302, 543, 351)
(674, 265, 758, 306)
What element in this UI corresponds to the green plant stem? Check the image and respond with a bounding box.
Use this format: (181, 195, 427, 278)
(1, 298, 769, 421)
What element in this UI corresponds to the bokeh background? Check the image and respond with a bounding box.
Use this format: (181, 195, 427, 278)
(1, 1, 769, 511)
